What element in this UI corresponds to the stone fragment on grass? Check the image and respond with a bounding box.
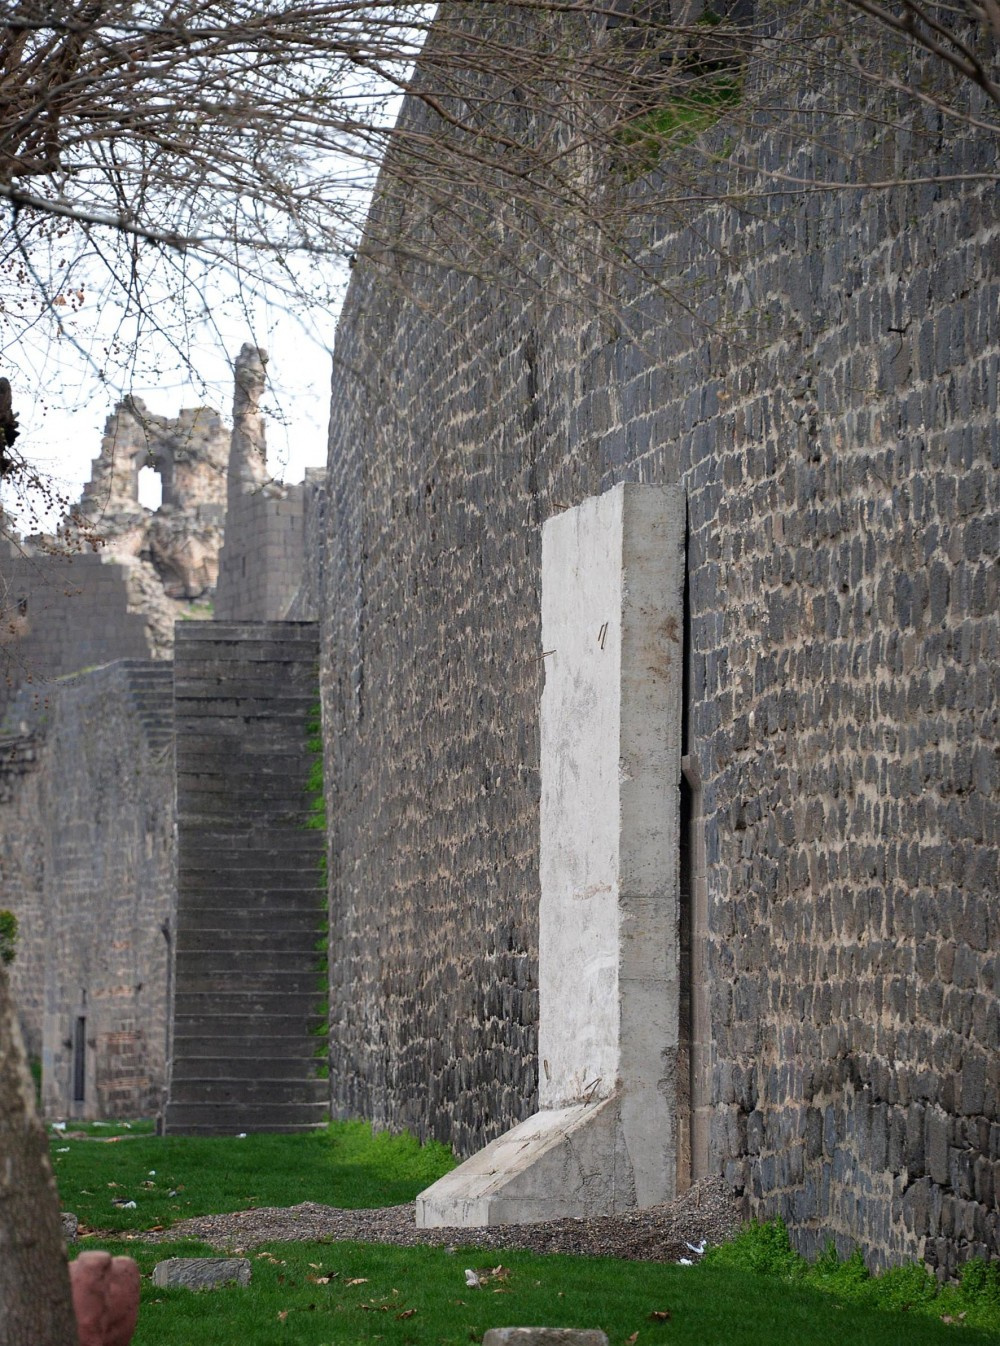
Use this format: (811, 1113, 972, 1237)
(62, 1211, 79, 1242)
(70, 1251, 141, 1346)
(152, 1257, 251, 1290)
(483, 1331, 609, 1346)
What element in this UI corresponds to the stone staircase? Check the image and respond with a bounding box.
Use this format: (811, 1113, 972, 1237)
(119, 659, 175, 757)
(164, 622, 327, 1135)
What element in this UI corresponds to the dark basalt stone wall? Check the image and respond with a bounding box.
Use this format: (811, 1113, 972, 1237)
(0, 662, 174, 1119)
(322, 32, 999, 1271)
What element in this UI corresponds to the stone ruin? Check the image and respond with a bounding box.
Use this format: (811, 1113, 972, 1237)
(0, 344, 315, 717)
(79, 396, 229, 602)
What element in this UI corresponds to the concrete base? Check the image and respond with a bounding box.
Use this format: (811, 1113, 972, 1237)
(416, 1096, 636, 1226)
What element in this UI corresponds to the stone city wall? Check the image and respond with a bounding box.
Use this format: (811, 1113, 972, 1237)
(0, 661, 174, 1119)
(214, 482, 311, 621)
(0, 545, 161, 721)
(322, 35, 1000, 1273)
(0, 728, 46, 1059)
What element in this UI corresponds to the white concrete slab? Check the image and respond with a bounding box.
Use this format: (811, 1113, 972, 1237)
(417, 484, 685, 1227)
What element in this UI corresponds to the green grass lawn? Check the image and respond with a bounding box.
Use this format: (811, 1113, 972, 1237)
(78, 1237, 1000, 1346)
(51, 1123, 1000, 1346)
(50, 1121, 454, 1232)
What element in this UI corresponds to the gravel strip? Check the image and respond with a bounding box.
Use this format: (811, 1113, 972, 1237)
(120, 1178, 741, 1263)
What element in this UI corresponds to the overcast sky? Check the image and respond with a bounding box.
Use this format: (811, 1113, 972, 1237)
(1, 300, 337, 533)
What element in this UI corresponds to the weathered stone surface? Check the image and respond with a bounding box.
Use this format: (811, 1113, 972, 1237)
(62, 1211, 79, 1243)
(151, 1258, 251, 1290)
(0, 393, 226, 719)
(483, 1330, 608, 1346)
(0, 662, 173, 1119)
(70, 1251, 140, 1346)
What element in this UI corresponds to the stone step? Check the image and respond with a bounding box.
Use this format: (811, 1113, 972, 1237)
(159, 1098, 328, 1119)
(176, 846, 323, 867)
(175, 869, 323, 889)
(173, 890, 323, 910)
(173, 1010, 326, 1036)
(173, 893, 323, 913)
(166, 1071, 324, 1103)
(176, 829, 323, 851)
(120, 661, 175, 755)
(167, 1077, 328, 1106)
(173, 875, 323, 892)
(162, 1104, 329, 1136)
(173, 938, 324, 963)
(163, 1117, 328, 1137)
(173, 971, 325, 996)
(171, 990, 322, 1015)
(175, 799, 319, 821)
(171, 1034, 326, 1059)
(170, 1055, 326, 1082)
(174, 779, 313, 800)
(174, 948, 323, 972)
(174, 912, 324, 938)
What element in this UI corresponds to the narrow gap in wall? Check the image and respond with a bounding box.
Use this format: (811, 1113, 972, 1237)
(72, 1016, 86, 1105)
(677, 505, 693, 1191)
(684, 504, 710, 1183)
(678, 772, 693, 1191)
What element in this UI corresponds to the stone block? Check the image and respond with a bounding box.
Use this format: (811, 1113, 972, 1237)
(483, 1333, 608, 1346)
(151, 1258, 251, 1290)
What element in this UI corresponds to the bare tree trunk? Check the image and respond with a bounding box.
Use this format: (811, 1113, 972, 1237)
(0, 960, 77, 1346)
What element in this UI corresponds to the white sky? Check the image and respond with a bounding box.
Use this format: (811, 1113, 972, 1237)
(0, 48, 414, 535)
(1, 287, 341, 532)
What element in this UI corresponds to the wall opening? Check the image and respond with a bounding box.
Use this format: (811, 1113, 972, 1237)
(680, 505, 710, 1185)
(678, 769, 693, 1189)
(137, 464, 163, 510)
(72, 1016, 87, 1105)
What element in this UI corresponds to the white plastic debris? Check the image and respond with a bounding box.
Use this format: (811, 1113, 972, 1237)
(684, 1240, 706, 1256)
(236, 1132, 247, 1139)
(148, 1170, 156, 1176)
(52, 1121, 67, 1131)
(678, 1257, 694, 1266)
(464, 1269, 481, 1288)
(56, 1147, 70, 1153)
